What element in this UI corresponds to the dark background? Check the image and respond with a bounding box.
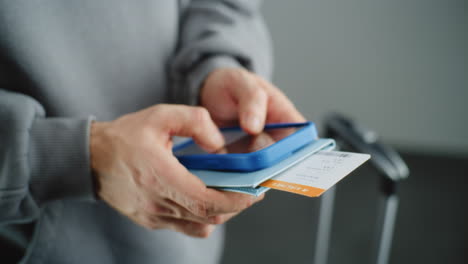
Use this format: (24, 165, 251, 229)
(223, 151, 468, 264)
(221, 2, 468, 263)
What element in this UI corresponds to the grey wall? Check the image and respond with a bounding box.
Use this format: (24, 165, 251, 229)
(262, 0, 467, 155)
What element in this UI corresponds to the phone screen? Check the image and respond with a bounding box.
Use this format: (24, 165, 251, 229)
(174, 125, 305, 155)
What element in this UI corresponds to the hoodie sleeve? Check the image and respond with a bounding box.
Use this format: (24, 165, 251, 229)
(169, 0, 273, 105)
(0, 89, 96, 224)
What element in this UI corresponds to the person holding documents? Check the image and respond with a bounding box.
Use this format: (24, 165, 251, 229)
(0, 1, 304, 263)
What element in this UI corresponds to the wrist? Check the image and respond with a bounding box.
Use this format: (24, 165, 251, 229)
(89, 121, 111, 195)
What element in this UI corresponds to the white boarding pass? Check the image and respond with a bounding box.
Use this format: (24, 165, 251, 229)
(260, 150, 370, 197)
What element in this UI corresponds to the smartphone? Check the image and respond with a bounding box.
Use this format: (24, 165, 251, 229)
(173, 122, 317, 172)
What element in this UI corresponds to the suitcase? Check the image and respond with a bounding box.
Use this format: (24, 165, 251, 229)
(314, 113, 410, 264)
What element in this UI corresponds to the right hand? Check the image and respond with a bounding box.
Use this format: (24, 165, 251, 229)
(90, 104, 263, 237)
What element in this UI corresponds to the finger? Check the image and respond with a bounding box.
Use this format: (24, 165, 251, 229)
(145, 191, 251, 225)
(208, 212, 239, 225)
(161, 217, 216, 238)
(156, 198, 223, 225)
(211, 199, 266, 224)
(157, 154, 264, 218)
(168, 177, 263, 218)
(131, 211, 168, 230)
(255, 77, 306, 123)
(228, 71, 268, 134)
(136, 212, 215, 238)
(197, 189, 265, 217)
(155, 104, 224, 152)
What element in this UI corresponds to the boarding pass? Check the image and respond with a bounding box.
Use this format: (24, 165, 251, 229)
(260, 150, 370, 197)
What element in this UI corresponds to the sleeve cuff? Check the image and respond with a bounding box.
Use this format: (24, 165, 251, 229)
(28, 116, 97, 204)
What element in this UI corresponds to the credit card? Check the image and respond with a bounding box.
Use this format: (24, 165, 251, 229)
(260, 150, 370, 197)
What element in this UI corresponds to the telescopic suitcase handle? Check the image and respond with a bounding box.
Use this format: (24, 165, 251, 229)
(324, 113, 409, 182)
(314, 113, 410, 264)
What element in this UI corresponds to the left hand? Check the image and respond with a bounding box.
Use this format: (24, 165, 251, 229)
(200, 68, 306, 134)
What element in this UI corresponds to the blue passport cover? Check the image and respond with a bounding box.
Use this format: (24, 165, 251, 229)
(190, 138, 336, 196)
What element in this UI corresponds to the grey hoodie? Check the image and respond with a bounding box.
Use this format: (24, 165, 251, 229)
(0, 1, 271, 263)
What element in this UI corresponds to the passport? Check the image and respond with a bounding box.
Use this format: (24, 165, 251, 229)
(189, 138, 336, 196)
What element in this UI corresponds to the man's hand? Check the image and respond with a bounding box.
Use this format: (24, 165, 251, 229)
(90, 104, 263, 238)
(200, 68, 306, 134)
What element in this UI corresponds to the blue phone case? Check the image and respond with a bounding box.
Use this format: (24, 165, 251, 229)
(173, 122, 318, 172)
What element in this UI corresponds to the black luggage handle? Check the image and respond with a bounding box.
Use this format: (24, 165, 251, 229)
(314, 113, 410, 264)
(324, 113, 409, 183)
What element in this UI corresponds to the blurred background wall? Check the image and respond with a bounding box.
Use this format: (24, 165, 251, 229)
(262, 0, 467, 156)
(223, 1, 467, 264)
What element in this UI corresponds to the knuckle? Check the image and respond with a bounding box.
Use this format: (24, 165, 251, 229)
(140, 123, 156, 139)
(210, 215, 225, 225)
(176, 208, 192, 220)
(140, 216, 162, 230)
(192, 200, 209, 218)
(174, 223, 194, 236)
(247, 86, 267, 100)
(143, 222, 158, 230)
(170, 208, 182, 219)
(203, 200, 219, 217)
(151, 104, 167, 113)
(134, 173, 164, 195)
(233, 194, 255, 210)
(150, 104, 164, 117)
(245, 196, 256, 208)
(256, 194, 266, 202)
(185, 224, 212, 238)
(192, 107, 210, 124)
(227, 68, 246, 82)
(196, 230, 211, 238)
(197, 206, 209, 219)
(144, 202, 172, 216)
(190, 107, 212, 135)
(150, 104, 171, 122)
(220, 69, 246, 91)
(198, 225, 215, 238)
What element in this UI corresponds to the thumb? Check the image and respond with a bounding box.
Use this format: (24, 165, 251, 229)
(156, 104, 224, 152)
